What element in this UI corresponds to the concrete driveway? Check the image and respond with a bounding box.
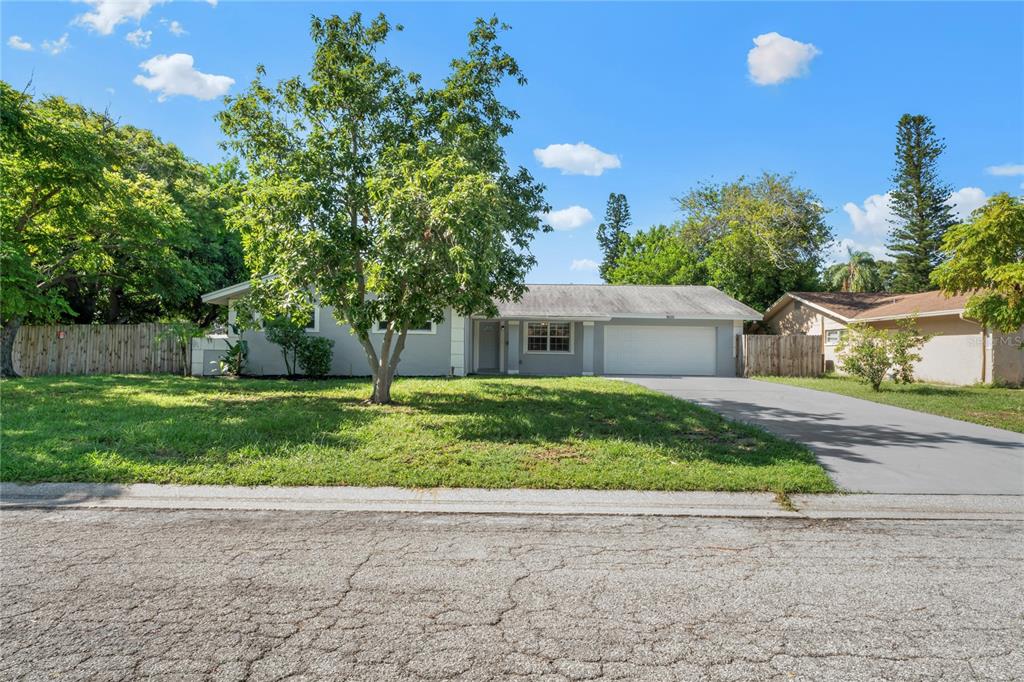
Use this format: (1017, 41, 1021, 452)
(622, 377, 1024, 495)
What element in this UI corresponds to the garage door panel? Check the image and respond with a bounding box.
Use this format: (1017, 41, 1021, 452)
(604, 325, 716, 376)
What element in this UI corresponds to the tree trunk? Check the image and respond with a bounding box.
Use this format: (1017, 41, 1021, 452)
(365, 326, 409, 405)
(1, 317, 22, 378)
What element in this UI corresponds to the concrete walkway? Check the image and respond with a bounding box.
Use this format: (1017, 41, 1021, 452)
(2, 482, 1022, 520)
(622, 376, 1024, 495)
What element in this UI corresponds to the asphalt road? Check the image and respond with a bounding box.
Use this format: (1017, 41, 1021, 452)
(1, 509, 1021, 681)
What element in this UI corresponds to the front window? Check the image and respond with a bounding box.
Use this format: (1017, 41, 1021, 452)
(527, 322, 572, 353)
(825, 329, 846, 345)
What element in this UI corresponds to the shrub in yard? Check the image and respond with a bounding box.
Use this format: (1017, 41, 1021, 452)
(297, 336, 334, 378)
(836, 324, 892, 391)
(218, 336, 248, 376)
(265, 316, 307, 377)
(837, 320, 930, 390)
(889, 317, 931, 384)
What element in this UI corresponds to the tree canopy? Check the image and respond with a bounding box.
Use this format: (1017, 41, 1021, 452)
(606, 173, 832, 311)
(824, 248, 885, 292)
(218, 13, 547, 402)
(0, 81, 246, 376)
(931, 192, 1024, 333)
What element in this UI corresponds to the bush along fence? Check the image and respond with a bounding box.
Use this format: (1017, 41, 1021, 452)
(11, 323, 186, 377)
(738, 334, 823, 378)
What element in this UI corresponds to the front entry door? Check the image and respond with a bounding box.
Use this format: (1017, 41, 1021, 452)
(478, 321, 500, 372)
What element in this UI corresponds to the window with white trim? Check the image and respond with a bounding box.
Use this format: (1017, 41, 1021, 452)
(825, 329, 846, 345)
(304, 306, 319, 333)
(526, 321, 572, 353)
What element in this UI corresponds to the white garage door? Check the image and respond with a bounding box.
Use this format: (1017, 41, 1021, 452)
(604, 325, 717, 376)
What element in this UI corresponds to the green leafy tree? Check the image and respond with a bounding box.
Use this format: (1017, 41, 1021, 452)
(824, 247, 884, 292)
(264, 315, 307, 377)
(219, 13, 547, 403)
(1, 83, 120, 376)
(610, 173, 831, 310)
(607, 224, 704, 285)
(836, 324, 893, 391)
(931, 192, 1024, 333)
(595, 193, 631, 282)
(876, 259, 898, 292)
(887, 114, 956, 293)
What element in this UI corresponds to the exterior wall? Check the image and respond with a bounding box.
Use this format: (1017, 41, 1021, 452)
(871, 316, 984, 386)
(991, 327, 1024, 386)
(471, 317, 740, 377)
(765, 299, 824, 335)
(200, 305, 458, 377)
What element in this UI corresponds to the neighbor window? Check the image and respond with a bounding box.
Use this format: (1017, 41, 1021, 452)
(526, 322, 571, 353)
(825, 329, 846, 345)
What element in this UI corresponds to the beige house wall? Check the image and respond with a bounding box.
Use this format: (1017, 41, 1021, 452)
(764, 298, 1024, 386)
(991, 327, 1024, 386)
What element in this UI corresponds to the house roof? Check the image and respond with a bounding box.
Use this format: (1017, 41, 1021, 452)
(764, 289, 974, 323)
(493, 285, 762, 321)
(202, 281, 762, 321)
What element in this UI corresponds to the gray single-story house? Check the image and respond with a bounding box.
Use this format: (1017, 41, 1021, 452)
(191, 283, 761, 378)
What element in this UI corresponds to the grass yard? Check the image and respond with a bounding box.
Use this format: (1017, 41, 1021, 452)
(1, 375, 833, 493)
(757, 375, 1023, 433)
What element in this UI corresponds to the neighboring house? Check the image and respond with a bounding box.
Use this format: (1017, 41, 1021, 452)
(762, 290, 1024, 386)
(192, 283, 761, 378)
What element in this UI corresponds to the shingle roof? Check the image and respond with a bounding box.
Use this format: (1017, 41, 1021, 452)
(494, 285, 762, 320)
(782, 290, 973, 322)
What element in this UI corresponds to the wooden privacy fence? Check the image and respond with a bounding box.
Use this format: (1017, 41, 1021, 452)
(12, 323, 186, 377)
(739, 334, 823, 377)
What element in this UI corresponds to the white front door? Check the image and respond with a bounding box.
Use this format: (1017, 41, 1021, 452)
(603, 325, 716, 375)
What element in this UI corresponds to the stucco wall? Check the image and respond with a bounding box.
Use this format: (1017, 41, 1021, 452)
(207, 305, 456, 377)
(467, 317, 741, 377)
(990, 327, 1024, 386)
(868, 316, 984, 385)
(766, 299, 823, 335)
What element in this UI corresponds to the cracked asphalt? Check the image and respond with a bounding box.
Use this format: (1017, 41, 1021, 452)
(1, 509, 1021, 681)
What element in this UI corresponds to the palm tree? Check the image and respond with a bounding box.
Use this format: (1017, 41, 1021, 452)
(825, 247, 884, 292)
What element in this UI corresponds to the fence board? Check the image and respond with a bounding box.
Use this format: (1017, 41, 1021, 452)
(739, 334, 823, 377)
(11, 323, 185, 377)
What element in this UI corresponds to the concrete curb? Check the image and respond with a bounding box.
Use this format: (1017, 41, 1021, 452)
(2, 483, 1022, 520)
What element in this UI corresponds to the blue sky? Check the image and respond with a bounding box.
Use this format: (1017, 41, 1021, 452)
(4, 1, 1022, 284)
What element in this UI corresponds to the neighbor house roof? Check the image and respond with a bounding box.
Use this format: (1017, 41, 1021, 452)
(492, 285, 762, 321)
(202, 281, 762, 321)
(764, 290, 974, 323)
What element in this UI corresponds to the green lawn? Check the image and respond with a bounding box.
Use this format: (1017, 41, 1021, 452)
(757, 375, 1023, 433)
(1, 375, 833, 492)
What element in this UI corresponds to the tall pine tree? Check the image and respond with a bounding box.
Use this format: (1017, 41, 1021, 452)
(886, 114, 955, 292)
(596, 193, 631, 282)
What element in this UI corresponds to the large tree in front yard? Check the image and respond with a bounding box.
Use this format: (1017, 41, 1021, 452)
(931, 192, 1024, 333)
(218, 13, 547, 403)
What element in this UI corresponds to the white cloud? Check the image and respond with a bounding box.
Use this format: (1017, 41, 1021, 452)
(41, 33, 70, 56)
(570, 258, 599, 272)
(533, 142, 621, 176)
(843, 193, 894, 237)
(7, 35, 33, 51)
(945, 187, 988, 221)
(206, 0, 218, 6)
(162, 19, 187, 36)
(75, 0, 166, 36)
(542, 205, 593, 231)
(126, 28, 152, 48)
(985, 164, 1024, 176)
(747, 32, 820, 85)
(828, 238, 889, 265)
(133, 53, 234, 101)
